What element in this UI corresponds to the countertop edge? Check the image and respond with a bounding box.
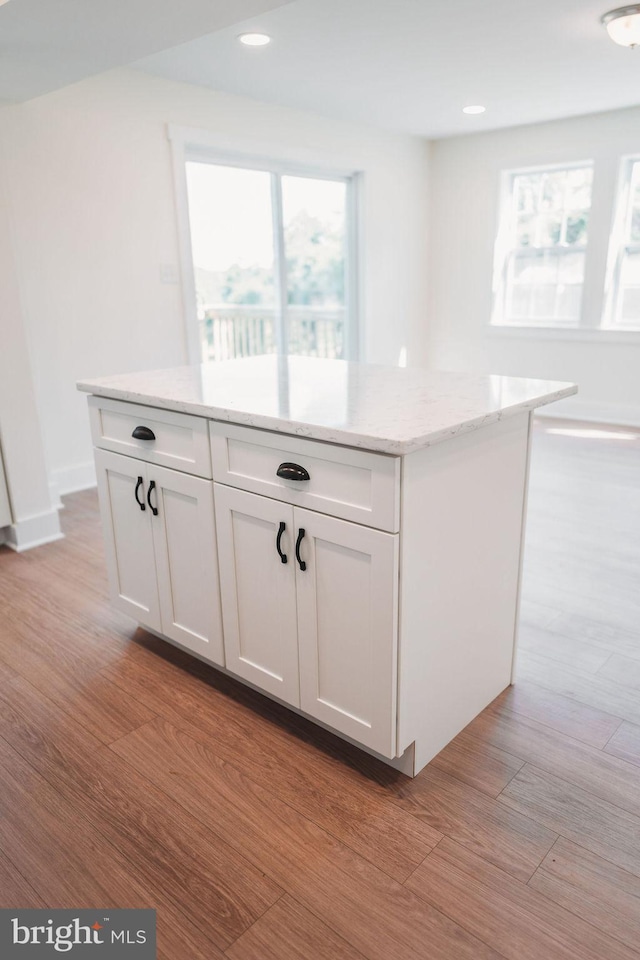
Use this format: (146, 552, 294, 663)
(76, 380, 578, 456)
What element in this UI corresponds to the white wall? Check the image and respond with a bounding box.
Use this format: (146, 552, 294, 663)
(427, 105, 640, 426)
(0, 193, 62, 549)
(0, 67, 429, 498)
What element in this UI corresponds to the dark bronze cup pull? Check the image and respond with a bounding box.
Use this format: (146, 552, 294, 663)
(276, 462, 310, 482)
(132, 425, 156, 441)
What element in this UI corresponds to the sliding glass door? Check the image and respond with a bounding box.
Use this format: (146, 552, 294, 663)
(185, 159, 355, 362)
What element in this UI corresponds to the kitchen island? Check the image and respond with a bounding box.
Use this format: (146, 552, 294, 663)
(78, 356, 576, 776)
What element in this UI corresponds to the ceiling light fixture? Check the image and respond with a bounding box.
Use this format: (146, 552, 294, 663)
(462, 104, 486, 115)
(238, 32, 271, 47)
(601, 5, 640, 46)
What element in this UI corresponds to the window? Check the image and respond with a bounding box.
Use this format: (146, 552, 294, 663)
(492, 163, 593, 328)
(606, 157, 640, 330)
(182, 156, 356, 363)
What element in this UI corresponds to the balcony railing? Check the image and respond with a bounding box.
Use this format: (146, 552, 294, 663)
(200, 304, 345, 361)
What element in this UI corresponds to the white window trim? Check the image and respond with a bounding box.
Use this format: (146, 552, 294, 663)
(167, 123, 362, 365)
(491, 159, 594, 333)
(487, 324, 640, 344)
(602, 154, 640, 333)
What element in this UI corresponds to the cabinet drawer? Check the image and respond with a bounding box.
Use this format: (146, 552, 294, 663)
(89, 396, 211, 478)
(210, 422, 400, 532)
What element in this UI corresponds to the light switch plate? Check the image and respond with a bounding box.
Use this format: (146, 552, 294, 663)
(159, 263, 179, 285)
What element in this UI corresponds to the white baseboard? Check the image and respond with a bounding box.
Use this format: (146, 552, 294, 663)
(5, 508, 64, 552)
(49, 460, 97, 506)
(536, 397, 640, 428)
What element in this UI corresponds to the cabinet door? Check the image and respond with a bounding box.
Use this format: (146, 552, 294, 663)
(94, 449, 161, 630)
(295, 508, 399, 758)
(214, 484, 299, 706)
(150, 465, 224, 665)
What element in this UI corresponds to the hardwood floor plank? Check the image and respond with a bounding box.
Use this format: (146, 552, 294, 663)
(604, 721, 640, 768)
(0, 578, 135, 677)
(0, 502, 166, 703)
(499, 764, 640, 878)
(519, 598, 560, 630)
(406, 836, 639, 960)
(0, 423, 637, 956)
(0, 507, 137, 680)
(0, 639, 156, 744)
(489, 681, 623, 749)
(467, 699, 640, 820)
(516, 650, 640, 727)
(225, 895, 367, 960)
(0, 848, 46, 909)
(107, 638, 552, 885)
(0, 656, 17, 686)
(0, 734, 224, 960)
(528, 837, 640, 953)
(109, 630, 405, 790)
(0, 677, 282, 951)
(522, 424, 640, 644)
(598, 654, 640, 691)
(101, 639, 441, 884)
(389, 764, 557, 883)
(429, 732, 525, 798)
(539, 610, 640, 662)
(111, 717, 503, 960)
(518, 625, 611, 674)
(522, 576, 640, 642)
(115, 638, 552, 881)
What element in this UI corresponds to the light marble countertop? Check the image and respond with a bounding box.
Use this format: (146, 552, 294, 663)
(77, 356, 577, 455)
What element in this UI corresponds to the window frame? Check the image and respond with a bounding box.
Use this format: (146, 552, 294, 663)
(603, 154, 640, 332)
(168, 124, 361, 364)
(491, 159, 595, 331)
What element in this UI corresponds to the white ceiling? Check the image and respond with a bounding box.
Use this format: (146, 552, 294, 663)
(1, 0, 638, 138)
(134, 0, 640, 138)
(0, 0, 292, 103)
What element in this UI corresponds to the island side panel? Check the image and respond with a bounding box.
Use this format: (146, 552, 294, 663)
(397, 411, 531, 774)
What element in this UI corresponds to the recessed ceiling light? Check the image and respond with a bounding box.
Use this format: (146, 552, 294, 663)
(462, 104, 486, 115)
(238, 32, 271, 47)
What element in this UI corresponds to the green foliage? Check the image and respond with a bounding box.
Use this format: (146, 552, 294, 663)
(566, 215, 587, 245)
(221, 263, 274, 304)
(284, 209, 345, 306)
(195, 208, 345, 307)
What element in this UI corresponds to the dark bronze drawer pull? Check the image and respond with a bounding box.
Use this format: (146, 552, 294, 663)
(276, 462, 310, 482)
(132, 425, 156, 441)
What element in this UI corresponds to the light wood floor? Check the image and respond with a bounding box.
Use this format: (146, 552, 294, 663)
(1, 418, 639, 959)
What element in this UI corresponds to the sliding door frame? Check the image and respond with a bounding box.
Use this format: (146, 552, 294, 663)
(168, 124, 362, 365)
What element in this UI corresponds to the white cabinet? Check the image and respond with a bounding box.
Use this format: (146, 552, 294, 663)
(87, 388, 535, 778)
(215, 485, 300, 706)
(95, 449, 160, 628)
(210, 421, 400, 531)
(95, 448, 224, 665)
(89, 396, 212, 478)
(295, 509, 398, 758)
(214, 484, 399, 757)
